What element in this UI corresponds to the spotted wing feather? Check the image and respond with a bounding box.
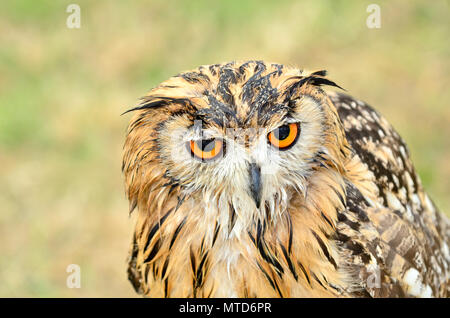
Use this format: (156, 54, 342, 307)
(329, 91, 449, 297)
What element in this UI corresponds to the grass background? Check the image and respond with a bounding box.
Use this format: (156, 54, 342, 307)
(0, 0, 448, 297)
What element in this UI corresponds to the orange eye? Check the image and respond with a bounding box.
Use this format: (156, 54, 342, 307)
(187, 138, 224, 161)
(267, 123, 300, 150)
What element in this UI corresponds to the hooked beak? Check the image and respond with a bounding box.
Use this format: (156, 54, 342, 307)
(248, 162, 262, 208)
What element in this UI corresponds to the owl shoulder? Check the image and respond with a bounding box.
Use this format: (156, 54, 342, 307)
(327, 91, 449, 297)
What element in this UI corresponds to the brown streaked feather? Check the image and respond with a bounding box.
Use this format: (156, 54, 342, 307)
(330, 91, 449, 297)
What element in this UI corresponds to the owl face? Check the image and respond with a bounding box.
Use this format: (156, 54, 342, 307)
(124, 61, 345, 228)
(159, 96, 326, 208)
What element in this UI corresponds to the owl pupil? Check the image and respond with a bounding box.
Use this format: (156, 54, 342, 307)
(275, 125, 290, 140)
(197, 139, 215, 152)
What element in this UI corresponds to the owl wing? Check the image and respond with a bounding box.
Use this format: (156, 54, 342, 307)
(328, 91, 449, 297)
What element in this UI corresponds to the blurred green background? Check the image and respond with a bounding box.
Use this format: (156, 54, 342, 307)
(0, 0, 448, 297)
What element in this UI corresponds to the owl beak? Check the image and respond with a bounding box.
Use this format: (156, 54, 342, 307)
(249, 163, 262, 208)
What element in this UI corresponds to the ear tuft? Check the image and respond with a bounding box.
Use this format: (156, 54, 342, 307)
(308, 76, 345, 91)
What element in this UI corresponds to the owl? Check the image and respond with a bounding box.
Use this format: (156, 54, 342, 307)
(122, 60, 449, 298)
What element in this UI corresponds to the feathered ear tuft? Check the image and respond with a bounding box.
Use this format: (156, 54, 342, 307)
(121, 99, 170, 115)
(121, 96, 195, 115)
(308, 76, 345, 91)
(310, 70, 328, 77)
(288, 72, 345, 97)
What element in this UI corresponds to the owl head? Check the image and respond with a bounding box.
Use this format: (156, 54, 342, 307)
(123, 61, 348, 235)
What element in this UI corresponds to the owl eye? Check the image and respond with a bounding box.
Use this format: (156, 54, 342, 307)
(187, 138, 224, 161)
(267, 123, 300, 150)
